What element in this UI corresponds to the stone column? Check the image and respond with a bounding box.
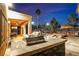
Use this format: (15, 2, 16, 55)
(22, 24, 26, 36)
(28, 18, 32, 35)
(20, 26, 23, 35)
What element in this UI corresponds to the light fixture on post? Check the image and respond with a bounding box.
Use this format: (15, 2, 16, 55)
(46, 22, 50, 26)
(32, 21, 35, 25)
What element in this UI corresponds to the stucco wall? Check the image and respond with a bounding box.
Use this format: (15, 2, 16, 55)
(0, 3, 8, 56)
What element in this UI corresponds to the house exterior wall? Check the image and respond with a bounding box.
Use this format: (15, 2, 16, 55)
(8, 10, 32, 36)
(0, 3, 8, 56)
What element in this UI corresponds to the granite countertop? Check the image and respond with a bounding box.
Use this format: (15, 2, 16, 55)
(5, 38, 67, 56)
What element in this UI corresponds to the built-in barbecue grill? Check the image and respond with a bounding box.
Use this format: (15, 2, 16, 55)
(25, 36, 46, 45)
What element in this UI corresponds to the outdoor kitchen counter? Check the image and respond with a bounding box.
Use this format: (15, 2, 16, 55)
(5, 38, 67, 56)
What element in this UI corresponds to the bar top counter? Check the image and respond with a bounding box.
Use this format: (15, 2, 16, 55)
(5, 37, 67, 56)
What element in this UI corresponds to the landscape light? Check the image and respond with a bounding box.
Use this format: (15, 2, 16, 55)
(32, 21, 35, 25)
(46, 22, 50, 26)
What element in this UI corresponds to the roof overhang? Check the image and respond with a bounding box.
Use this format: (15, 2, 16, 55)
(9, 18, 28, 26)
(8, 10, 32, 26)
(8, 10, 32, 20)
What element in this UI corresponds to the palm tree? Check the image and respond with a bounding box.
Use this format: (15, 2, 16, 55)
(35, 9, 41, 29)
(50, 17, 59, 33)
(67, 13, 79, 26)
(67, 13, 79, 35)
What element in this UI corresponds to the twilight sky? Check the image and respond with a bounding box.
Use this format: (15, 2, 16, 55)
(11, 3, 78, 25)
